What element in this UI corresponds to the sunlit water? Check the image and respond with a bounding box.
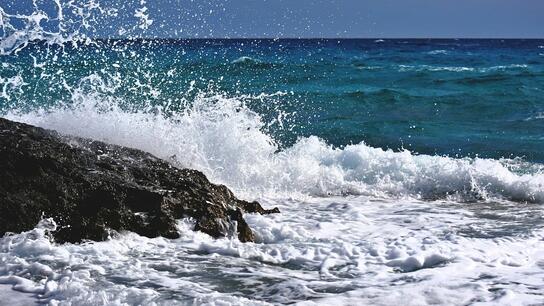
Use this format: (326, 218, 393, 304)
(1, 1, 544, 305)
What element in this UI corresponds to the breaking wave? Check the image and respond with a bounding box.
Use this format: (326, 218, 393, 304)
(6, 89, 544, 203)
(1, 0, 543, 205)
(398, 64, 529, 73)
(231, 56, 261, 64)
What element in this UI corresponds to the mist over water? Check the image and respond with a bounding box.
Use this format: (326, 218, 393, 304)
(1, 1, 544, 305)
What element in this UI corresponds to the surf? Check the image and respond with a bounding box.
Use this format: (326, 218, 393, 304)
(6, 87, 544, 204)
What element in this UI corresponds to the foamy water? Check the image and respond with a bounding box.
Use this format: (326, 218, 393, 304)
(2, 195, 544, 305)
(2, 93, 544, 305)
(2, 1, 544, 305)
(6, 93, 544, 203)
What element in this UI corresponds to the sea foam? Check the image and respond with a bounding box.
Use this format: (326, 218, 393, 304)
(1, 195, 544, 305)
(6, 87, 544, 203)
(2, 1, 543, 305)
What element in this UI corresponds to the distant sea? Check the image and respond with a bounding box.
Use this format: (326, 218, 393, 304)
(2, 39, 544, 305)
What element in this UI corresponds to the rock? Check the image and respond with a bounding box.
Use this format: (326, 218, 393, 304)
(0, 118, 279, 243)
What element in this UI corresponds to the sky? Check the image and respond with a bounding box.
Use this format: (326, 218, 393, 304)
(2, 0, 544, 38)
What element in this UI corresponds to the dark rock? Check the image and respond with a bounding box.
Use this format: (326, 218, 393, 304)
(0, 118, 279, 243)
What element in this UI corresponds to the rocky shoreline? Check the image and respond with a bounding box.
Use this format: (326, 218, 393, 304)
(0, 118, 278, 243)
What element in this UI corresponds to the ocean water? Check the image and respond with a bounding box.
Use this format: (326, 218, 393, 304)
(2, 5, 544, 305)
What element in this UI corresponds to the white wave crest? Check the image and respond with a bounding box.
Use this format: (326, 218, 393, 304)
(6, 88, 544, 203)
(231, 56, 262, 64)
(398, 64, 528, 73)
(427, 50, 448, 55)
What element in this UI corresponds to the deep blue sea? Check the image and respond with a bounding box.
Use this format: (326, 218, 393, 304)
(2, 39, 544, 305)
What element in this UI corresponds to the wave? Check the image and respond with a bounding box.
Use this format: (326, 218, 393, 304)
(399, 65, 475, 72)
(5, 89, 544, 203)
(427, 50, 448, 55)
(481, 64, 529, 72)
(230, 56, 277, 70)
(352, 63, 383, 70)
(231, 56, 259, 64)
(525, 112, 544, 121)
(1, 3, 542, 204)
(398, 64, 529, 73)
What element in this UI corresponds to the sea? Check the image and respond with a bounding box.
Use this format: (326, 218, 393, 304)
(1, 7, 544, 305)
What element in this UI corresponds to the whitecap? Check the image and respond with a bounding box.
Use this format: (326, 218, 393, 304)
(480, 64, 528, 72)
(231, 56, 261, 64)
(427, 50, 448, 55)
(356, 65, 382, 70)
(524, 112, 544, 121)
(6, 88, 544, 204)
(398, 65, 474, 72)
(398, 64, 528, 73)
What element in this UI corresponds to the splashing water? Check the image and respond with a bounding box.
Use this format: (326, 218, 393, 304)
(6, 89, 544, 203)
(2, 1, 544, 305)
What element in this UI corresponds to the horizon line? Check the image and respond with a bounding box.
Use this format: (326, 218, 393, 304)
(89, 37, 544, 40)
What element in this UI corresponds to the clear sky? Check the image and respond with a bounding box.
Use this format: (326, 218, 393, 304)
(3, 0, 544, 38)
(155, 0, 544, 38)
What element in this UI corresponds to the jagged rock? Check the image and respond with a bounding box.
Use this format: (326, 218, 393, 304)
(0, 118, 279, 243)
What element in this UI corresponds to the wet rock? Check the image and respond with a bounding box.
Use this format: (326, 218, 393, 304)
(0, 118, 279, 243)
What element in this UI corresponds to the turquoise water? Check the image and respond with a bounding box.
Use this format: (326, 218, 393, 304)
(3, 39, 544, 305)
(2, 39, 544, 162)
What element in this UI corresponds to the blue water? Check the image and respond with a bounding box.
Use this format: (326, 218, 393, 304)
(2, 39, 544, 163)
(3, 38, 544, 305)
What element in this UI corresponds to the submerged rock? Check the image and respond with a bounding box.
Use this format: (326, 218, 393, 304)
(0, 118, 278, 243)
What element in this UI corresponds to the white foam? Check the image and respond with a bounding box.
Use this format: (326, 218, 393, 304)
(1, 6, 544, 302)
(399, 64, 475, 72)
(356, 65, 382, 70)
(524, 112, 544, 121)
(398, 64, 528, 73)
(231, 56, 261, 64)
(427, 50, 448, 55)
(1, 197, 543, 305)
(4, 88, 544, 304)
(6, 88, 544, 203)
